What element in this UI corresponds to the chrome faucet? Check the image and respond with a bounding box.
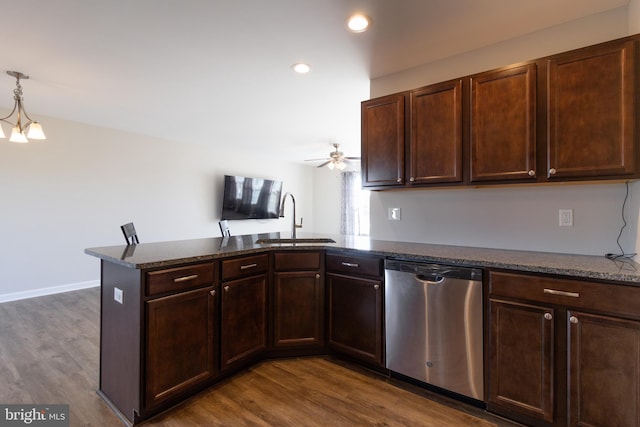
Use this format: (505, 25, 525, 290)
(279, 192, 303, 239)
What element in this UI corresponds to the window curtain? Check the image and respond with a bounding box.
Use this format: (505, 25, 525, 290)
(340, 171, 369, 235)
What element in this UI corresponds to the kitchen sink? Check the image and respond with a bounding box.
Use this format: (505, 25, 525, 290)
(255, 238, 336, 244)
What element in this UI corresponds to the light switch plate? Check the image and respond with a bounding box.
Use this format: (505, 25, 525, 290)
(388, 207, 401, 220)
(114, 287, 124, 304)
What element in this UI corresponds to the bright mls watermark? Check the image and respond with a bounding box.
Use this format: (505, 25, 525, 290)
(0, 405, 69, 427)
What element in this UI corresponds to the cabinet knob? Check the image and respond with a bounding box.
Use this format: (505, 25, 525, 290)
(570, 315, 579, 324)
(315, 273, 320, 279)
(409, 177, 415, 182)
(396, 178, 402, 183)
(224, 286, 229, 292)
(373, 284, 380, 290)
(544, 312, 552, 321)
(528, 170, 536, 177)
(210, 289, 216, 297)
(549, 168, 557, 175)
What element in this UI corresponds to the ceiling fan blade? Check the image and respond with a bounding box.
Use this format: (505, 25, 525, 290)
(344, 156, 361, 160)
(316, 160, 332, 168)
(304, 158, 330, 162)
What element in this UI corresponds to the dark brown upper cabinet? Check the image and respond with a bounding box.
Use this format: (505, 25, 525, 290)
(409, 79, 463, 184)
(470, 63, 537, 183)
(361, 34, 640, 190)
(361, 93, 405, 188)
(546, 38, 637, 180)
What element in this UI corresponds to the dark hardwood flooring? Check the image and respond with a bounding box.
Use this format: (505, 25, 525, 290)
(0, 288, 518, 426)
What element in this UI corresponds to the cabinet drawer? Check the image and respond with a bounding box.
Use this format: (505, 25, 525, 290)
(490, 270, 640, 320)
(146, 262, 215, 296)
(221, 254, 269, 281)
(326, 253, 382, 277)
(274, 251, 321, 271)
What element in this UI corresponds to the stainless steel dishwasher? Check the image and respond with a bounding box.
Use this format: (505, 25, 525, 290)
(384, 259, 484, 401)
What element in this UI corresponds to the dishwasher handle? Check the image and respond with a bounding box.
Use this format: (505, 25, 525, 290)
(415, 274, 445, 284)
(385, 259, 483, 282)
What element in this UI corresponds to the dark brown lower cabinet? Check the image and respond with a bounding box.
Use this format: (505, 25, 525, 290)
(145, 286, 218, 409)
(327, 272, 383, 367)
(488, 299, 554, 423)
(488, 270, 640, 427)
(273, 270, 323, 347)
(568, 311, 640, 427)
(272, 251, 324, 351)
(220, 273, 268, 371)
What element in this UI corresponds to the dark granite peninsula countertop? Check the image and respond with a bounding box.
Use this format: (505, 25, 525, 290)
(85, 232, 640, 284)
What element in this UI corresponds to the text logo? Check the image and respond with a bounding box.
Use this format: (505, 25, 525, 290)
(0, 405, 69, 427)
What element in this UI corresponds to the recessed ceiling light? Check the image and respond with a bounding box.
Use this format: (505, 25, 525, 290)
(346, 14, 371, 33)
(292, 63, 311, 74)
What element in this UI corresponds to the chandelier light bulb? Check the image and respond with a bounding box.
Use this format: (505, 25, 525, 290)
(27, 122, 46, 139)
(10, 126, 28, 143)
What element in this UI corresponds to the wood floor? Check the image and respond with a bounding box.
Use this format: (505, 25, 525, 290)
(0, 288, 517, 427)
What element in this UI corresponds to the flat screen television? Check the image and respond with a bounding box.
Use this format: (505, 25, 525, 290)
(221, 175, 283, 220)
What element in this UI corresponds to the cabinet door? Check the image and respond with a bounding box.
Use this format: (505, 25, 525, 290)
(567, 311, 640, 427)
(145, 286, 217, 409)
(327, 273, 383, 366)
(547, 39, 637, 180)
(409, 80, 463, 184)
(488, 299, 554, 423)
(220, 274, 268, 371)
(361, 94, 405, 187)
(272, 271, 323, 348)
(470, 63, 537, 182)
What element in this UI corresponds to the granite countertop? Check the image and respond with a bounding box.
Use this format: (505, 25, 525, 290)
(84, 232, 640, 284)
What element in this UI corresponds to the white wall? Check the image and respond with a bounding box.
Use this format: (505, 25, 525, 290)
(371, 183, 634, 255)
(0, 115, 315, 301)
(631, 0, 640, 34)
(371, 7, 629, 97)
(311, 167, 343, 234)
(369, 6, 639, 256)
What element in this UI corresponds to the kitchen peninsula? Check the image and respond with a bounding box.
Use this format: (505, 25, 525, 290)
(86, 233, 640, 426)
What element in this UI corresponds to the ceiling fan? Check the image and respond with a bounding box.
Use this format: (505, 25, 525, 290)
(305, 143, 361, 170)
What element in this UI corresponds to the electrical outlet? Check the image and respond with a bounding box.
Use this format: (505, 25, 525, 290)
(559, 209, 573, 227)
(388, 207, 401, 221)
(114, 287, 124, 304)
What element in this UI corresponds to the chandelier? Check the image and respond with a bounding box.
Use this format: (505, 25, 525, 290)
(0, 71, 46, 143)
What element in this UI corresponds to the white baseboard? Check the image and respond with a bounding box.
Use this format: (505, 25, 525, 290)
(0, 280, 100, 304)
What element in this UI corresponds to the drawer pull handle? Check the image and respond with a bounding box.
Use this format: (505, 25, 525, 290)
(570, 316, 579, 324)
(544, 313, 552, 320)
(240, 263, 258, 270)
(174, 274, 198, 283)
(341, 262, 359, 268)
(544, 288, 579, 298)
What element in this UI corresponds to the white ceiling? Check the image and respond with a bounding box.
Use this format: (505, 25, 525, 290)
(0, 0, 628, 163)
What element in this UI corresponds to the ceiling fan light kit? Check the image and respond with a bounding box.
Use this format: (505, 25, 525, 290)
(305, 143, 360, 170)
(0, 71, 46, 143)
